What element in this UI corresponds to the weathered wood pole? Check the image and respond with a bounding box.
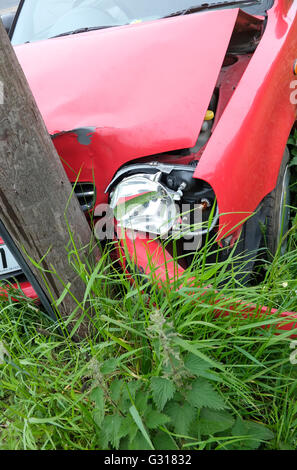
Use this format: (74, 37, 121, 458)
(0, 20, 96, 338)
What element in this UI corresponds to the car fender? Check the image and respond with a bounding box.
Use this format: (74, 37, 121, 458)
(194, 0, 297, 238)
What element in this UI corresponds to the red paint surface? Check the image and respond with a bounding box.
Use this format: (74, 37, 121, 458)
(194, 0, 297, 236)
(14, 2, 297, 237)
(15, 9, 239, 206)
(119, 231, 297, 337)
(7, 1, 297, 325)
(8, 281, 38, 301)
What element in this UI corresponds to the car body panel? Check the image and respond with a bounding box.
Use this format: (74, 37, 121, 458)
(14, 3, 297, 239)
(194, 0, 297, 236)
(14, 9, 239, 204)
(4, 0, 297, 332)
(117, 226, 297, 337)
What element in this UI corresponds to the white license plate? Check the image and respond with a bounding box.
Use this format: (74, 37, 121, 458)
(0, 244, 21, 277)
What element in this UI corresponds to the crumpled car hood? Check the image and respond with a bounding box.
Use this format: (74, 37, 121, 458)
(15, 9, 239, 157)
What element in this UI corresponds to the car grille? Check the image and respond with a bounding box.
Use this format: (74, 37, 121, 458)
(72, 182, 96, 212)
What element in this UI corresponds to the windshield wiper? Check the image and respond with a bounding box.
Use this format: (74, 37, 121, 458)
(50, 24, 125, 39)
(163, 0, 261, 18)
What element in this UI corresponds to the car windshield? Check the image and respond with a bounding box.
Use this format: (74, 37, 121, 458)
(11, 0, 260, 45)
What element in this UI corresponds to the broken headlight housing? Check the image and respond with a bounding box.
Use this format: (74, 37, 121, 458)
(110, 172, 179, 236)
(108, 162, 218, 242)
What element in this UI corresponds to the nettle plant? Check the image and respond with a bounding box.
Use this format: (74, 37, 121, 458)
(87, 311, 274, 451)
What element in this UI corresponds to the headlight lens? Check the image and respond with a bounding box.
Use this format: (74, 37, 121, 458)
(110, 174, 178, 236)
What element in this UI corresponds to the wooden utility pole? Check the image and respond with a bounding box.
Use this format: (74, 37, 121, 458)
(0, 21, 96, 338)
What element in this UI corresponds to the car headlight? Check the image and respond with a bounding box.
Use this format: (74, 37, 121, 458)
(110, 173, 178, 236)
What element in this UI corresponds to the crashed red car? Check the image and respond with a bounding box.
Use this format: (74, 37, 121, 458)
(2, 0, 297, 331)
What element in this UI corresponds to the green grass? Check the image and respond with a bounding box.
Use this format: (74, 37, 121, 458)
(1, 216, 297, 451)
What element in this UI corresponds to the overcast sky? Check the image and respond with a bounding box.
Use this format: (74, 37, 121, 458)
(0, 0, 18, 13)
(0, 0, 18, 8)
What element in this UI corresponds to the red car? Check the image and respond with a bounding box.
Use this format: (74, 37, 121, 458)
(1, 0, 297, 331)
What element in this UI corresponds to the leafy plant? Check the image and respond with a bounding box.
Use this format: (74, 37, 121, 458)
(84, 309, 276, 451)
(1, 205, 297, 449)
